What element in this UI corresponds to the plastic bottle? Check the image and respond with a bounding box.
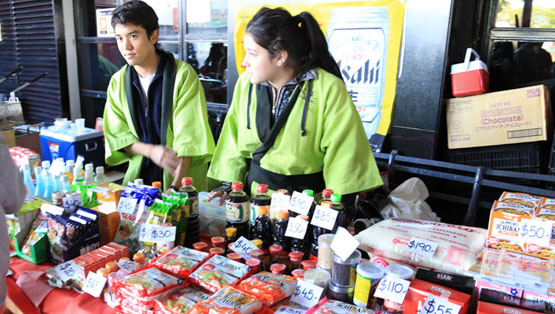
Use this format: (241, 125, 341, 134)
(290, 215, 310, 257)
(249, 183, 271, 235)
(331, 193, 347, 232)
(225, 181, 250, 238)
(273, 210, 290, 251)
(61, 174, 71, 192)
(310, 189, 334, 257)
(180, 177, 200, 247)
(33, 166, 45, 197)
(251, 206, 273, 248)
(21, 163, 35, 199)
(95, 166, 108, 185)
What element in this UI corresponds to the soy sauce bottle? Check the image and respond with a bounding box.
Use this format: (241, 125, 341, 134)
(310, 189, 334, 257)
(250, 184, 271, 237)
(225, 181, 250, 238)
(251, 206, 273, 248)
(273, 210, 291, 251)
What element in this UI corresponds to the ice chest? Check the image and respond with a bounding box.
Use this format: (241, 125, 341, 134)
(451, 48, 489, 97)
(40, 126, 105, 167)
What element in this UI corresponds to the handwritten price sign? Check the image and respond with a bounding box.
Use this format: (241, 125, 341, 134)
(83, 271, 107, 298)
(230, 236, 260, 260)
(285, 217, 309, 239)
(289, 191, 314, 216)
(422, 294, 461, 314)
(520, 220, 552, 247)
(290, 280, 324, 308)
(310, 205, 338, 230)
(373, 275, 410, 304)
(139, 224, 176, 243)
(407, 237, 439, 258)
(117, 197, 137, 215)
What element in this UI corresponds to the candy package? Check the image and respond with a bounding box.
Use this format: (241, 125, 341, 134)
(155, 286, 211, 314)
(237, 271, 297, 306)
(149, 246, 209, 278)
(188, 286, 262, 314)
(189, 255, 249, 292)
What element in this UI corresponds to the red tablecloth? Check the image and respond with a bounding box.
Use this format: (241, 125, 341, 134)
(8, 257, 116, 314)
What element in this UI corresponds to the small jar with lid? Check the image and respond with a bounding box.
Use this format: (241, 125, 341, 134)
(382, 264, 415, 313)
(270, 263, 287, 275)
(353, 262, 385, 309)
(289, 251, 304, 272)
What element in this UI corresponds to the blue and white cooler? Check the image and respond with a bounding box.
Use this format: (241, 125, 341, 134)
(40, 124, 105, 167)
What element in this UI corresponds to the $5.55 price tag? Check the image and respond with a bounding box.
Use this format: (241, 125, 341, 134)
(230, 236, 260, 260)
(55, 260, 80, 283)
(520, 220, 552, 247)
(422, 294, 461, 314)
(310, 205, 338, 231)
(373, 275, 410, 304)
(289, 191, 314, 216)
(285, 217, 309, 240)
(290, 280, 324, 308)
(83, 271, 107, 298)
(117, 197, 138, 215)
(406, 237, 439, 258)
(139, 224, 176, 243)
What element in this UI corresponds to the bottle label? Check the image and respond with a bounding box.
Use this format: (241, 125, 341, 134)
(250, 204, 269, 225)
(226, 201, 249, 223)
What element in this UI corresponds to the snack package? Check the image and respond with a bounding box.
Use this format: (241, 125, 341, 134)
(237, 271, 297, 306)
(272, 300, 309, 314)
(477, 301, 543, 314)
(114, 267, 184, 299)
(188, 286, 262, 314)
(311, 300, 375, 314)
(355, 218, 487, 275)
(403, 279, 471, 314)
(189, 255, 249, 293)
(149, 246, 209, 278)
(155, 286, 211, 314)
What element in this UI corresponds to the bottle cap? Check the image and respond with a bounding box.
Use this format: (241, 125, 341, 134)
(152, 181, 162, 189)
(258, 206, 269, 215)
(181, 177, 193, 186)
(231, 181, 243, 191)
(302, 189, 314, 197)
(225, 227, 237, 237)
(257, 184, 268, 193)
(277, 210, 289, 219)
(321, 189, 334, 198)
(331, 193, 342, 203)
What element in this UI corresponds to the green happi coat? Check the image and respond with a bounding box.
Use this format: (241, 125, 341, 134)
(207, 68, 382, 195)
(103, 56, 215, 191)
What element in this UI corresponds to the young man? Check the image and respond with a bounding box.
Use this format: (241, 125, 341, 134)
(103, 1, 215, 191)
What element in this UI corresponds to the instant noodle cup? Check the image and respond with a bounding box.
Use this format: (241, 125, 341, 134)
(237, 271, 297, 306)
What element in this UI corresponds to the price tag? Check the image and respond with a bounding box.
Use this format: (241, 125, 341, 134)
(117, 197, 137, 215)
(55, 260, 79, 283)
(422, 294, 461, 314)
(290, 280, 324, 308)
(285, 217, 309, 240)
(406, 237, 439, 258)
(520, 220, 552, 247)
(230, 236, 260, 260)
(270, 193, 291, 215)
(373, 275, 411, 304)
(139, 224, 177, 243)
(330, 227, 360, 262)
(310, 205, 338, 230)
(82, 271, 107, 298)
(289, 191, 314, 216)
(116, 260, 140, 273)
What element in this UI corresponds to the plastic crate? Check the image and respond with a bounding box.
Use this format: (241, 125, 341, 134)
(446, 141, 548, 173)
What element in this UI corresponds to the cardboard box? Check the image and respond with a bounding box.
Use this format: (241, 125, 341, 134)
(446, 85, 552, 149)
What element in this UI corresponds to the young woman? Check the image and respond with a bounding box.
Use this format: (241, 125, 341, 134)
(207, 7, 382, 201)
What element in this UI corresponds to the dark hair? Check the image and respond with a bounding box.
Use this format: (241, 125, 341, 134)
(246, 7, 342, 80)
(111, 1, 159, 40)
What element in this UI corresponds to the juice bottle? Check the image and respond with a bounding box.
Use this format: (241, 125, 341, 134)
(251, 205, 273, 248)
(290, 215, 310, 257)
(272, 210, 290, 251)
(180, 177, 200, 246)
(249, 183, 271, 237)
(331, 193, 347, 232)
(225, 181, 250, 238)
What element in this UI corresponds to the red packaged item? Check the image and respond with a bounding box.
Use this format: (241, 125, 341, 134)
(149, 246, 209, 278)
(477, 301, 542, 314)
(237, 271, 297, 306)
(188, 286, 262, 314)
(114, 267, 184, 299)
(450, 48, 489, 97)
(403, 279, 471, 314)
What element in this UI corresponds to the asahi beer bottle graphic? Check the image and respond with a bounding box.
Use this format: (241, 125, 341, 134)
(327, 7, 389, 139)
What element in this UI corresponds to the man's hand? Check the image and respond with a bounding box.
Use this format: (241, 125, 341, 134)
(148, 145, 179, 174)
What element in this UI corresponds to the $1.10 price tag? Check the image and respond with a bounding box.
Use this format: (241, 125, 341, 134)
(285, 217, 309, 239)
(520, 220, 552, 247)
(373, 275, 410, 304)
(117, 197, 138, 215)
(83, 271, 107, 298)
(290, 280, 324, 308)
(310, 205, 338, 230)
(406, 237, 439, 258)
(289, 191, 314, 216)
(55, 260, 80, 283)
(139, 224, 176, 243)
(422, 294, 461, 314)
(230, 236, 260, 260)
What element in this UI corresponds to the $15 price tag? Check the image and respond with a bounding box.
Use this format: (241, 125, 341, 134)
(289, 191, 314, 216)
(55, 260, 80, 283)
(373, 275, 410, 304)
(117, 197, 137, 215)
(83, 271, 107, 298)
(520, 220, 552, 247)
(290, 280, 324, 308)
(406, 237, 439, 258)
(230, 236, 260, 260)
(285, 217, 309, 239)
(139, 224, 176, 243)
(422, 294, 461, 314)
(310, 205, 338, 230)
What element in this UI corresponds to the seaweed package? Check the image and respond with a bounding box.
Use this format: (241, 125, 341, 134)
(149, 246, 209, 278)
(155, 286, 211, 314)
(189, 254, 249, 293)
(188, 286, 262, 314)
(237, 271, 297, 306)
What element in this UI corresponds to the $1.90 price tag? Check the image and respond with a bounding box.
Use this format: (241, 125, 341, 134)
(230, 236, 260, 260)
(139, 224, 177, 243)
(373, 275, 410, 304)
(310, 205, 338, 230)
(520, 220, 552, 247)
(55, 260, 79, 283)
(117, 197, 138, 215)
(289, 191, 314, 216)
(290, 280, 324, 308)
(422, 294, 461, 314)
(406, 237, 439, 258)
(285, 217, 309, 239)
(83, 271, 107, 298)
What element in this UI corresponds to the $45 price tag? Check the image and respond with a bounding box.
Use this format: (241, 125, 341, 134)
(520, 220, 552, 247)
(83, 271, 107, 298)
(373, 275, 410, 304)
(289, 191, 314, 216)
(230, 236, 259, 260)
(422, 294, 461, 314)
(139, 224, 176, 243)
(407, 237, 439, 258)
(310, 205, 338, 230)
(290, 280, 324, 308)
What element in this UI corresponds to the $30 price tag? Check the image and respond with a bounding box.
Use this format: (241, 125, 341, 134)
(290, 280, 324, 308)
(285, 217, 309, 239)
(310, 205, 338, 230)
(406, 237, 439, 258)
(230, 236, 260, 260)
(520, 220, 552, 247)
(289, 191, 314, 216)
(373, 275, 410, 304)
(83, 271, 107, 298)
(422, 294, 461, 314)
(139, 224, 176, 243)
(117, 197, 138, 215)
(55, 260, 80, 283)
